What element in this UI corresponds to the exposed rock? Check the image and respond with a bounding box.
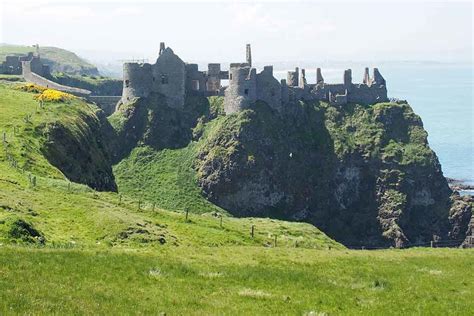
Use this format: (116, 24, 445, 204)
(449, 194, 472, 241)
(41, 107, 117, 191)
(195, 100, 465, 248)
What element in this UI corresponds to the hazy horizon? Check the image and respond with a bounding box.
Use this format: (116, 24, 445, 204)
(1, 0, 472, 67)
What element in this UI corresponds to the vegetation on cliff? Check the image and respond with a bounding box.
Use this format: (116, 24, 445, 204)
(52, 73, 122, 96)
(0, 83, 339, 249)
(194, 99, 470, 248)
(107, 91, 470, 248)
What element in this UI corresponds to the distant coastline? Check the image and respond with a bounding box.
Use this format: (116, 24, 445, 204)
(447, 178, 474, 197)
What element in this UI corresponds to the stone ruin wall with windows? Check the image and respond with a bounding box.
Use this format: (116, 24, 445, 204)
(1, 52, 51, 78)
(121, 42, 389, 113)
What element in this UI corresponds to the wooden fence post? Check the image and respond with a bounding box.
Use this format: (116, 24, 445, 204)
(251, 225, 255, 238)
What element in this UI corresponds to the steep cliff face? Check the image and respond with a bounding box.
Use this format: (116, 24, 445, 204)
(108, 93, 214, 162)
(195, 100, 471, 247)
(41, 107, 117, 191)
(107, 93, 471, 248)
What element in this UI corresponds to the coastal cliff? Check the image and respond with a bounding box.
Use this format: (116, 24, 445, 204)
(110, 94, 471, 248)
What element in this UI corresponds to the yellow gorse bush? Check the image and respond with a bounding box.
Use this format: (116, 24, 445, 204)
(14, 83, 47, 93)
(34, 89, 76, 103)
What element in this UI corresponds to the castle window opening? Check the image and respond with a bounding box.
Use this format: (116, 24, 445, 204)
(244, 88, 249, 95)
(192, 80, 200, 91)
(161, 74, 169, 84)
(229, 74, 233, 80)
(125, 80, 130, 87)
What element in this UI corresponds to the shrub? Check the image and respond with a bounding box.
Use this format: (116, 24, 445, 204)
(14, 83, 47, 93)
(8, 218, 45, 244)
(34, 89, 76, 103)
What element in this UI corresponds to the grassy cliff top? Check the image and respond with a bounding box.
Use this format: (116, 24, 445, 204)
(0, 44, 99, 75)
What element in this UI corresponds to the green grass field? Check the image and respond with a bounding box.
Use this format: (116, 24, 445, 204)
(0, 82, 473, 315)
(0, 247, 472, 315)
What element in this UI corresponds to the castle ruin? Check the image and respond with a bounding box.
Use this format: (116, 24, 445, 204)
(121, 42, 388, 113)
(1, 48, 51, 78)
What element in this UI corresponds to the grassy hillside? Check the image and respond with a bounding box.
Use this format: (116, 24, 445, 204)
(0, 83, 472, 314)
(114, 145, 225, 215)
(0, 44, 99, 75)
(0, 82, 340, 249)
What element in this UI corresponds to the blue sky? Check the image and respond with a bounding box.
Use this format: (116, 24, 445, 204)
(0, 0, 472, 63)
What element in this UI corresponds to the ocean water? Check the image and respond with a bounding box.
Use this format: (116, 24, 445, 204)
(270, 62, 473, 184)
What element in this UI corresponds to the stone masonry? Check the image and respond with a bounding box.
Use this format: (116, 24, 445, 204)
(120, 42, 389, 113)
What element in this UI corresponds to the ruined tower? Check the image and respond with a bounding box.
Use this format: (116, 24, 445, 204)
(224, 65, 257, 114)
(299, 68, 307, 89)
(343, 69, 352, 91)
(246, 44, 252, 67)
(316, 68, 324, 84)
(152, 45, 186, 109)
(287, 67, 299, 87)
(372, 68, 386, 86)
(121, 63, 153, 102)
(159, 42, 166, 56)
(207, 63, 222, 92)
(363, 67, 370, 85)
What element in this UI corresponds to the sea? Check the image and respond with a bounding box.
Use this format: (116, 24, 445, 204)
(264, 61, 473, 190)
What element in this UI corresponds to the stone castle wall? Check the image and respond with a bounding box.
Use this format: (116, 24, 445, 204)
(152, 47, 186, 109)
(119, 43, 389, 115)
(1, 52, 50, 77)
(256, 66, 282, 112)
(22, 61, 90, 96)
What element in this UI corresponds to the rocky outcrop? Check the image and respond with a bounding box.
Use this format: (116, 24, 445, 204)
(41, 107, 117, 191)
(109, 93, 212, 162)
(195, 100, 471, 248)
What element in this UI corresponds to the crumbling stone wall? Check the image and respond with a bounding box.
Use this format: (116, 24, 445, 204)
(287, 67, 299, 87)
(152, 47, 186, 109)
(2, 56, 22, 74)
(22, 61, 90, 96)
(116, 42, 389, 115)
(256, 66, 282, 112)
(1, 52, 50, 77)
(185, 63, 206, 95)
